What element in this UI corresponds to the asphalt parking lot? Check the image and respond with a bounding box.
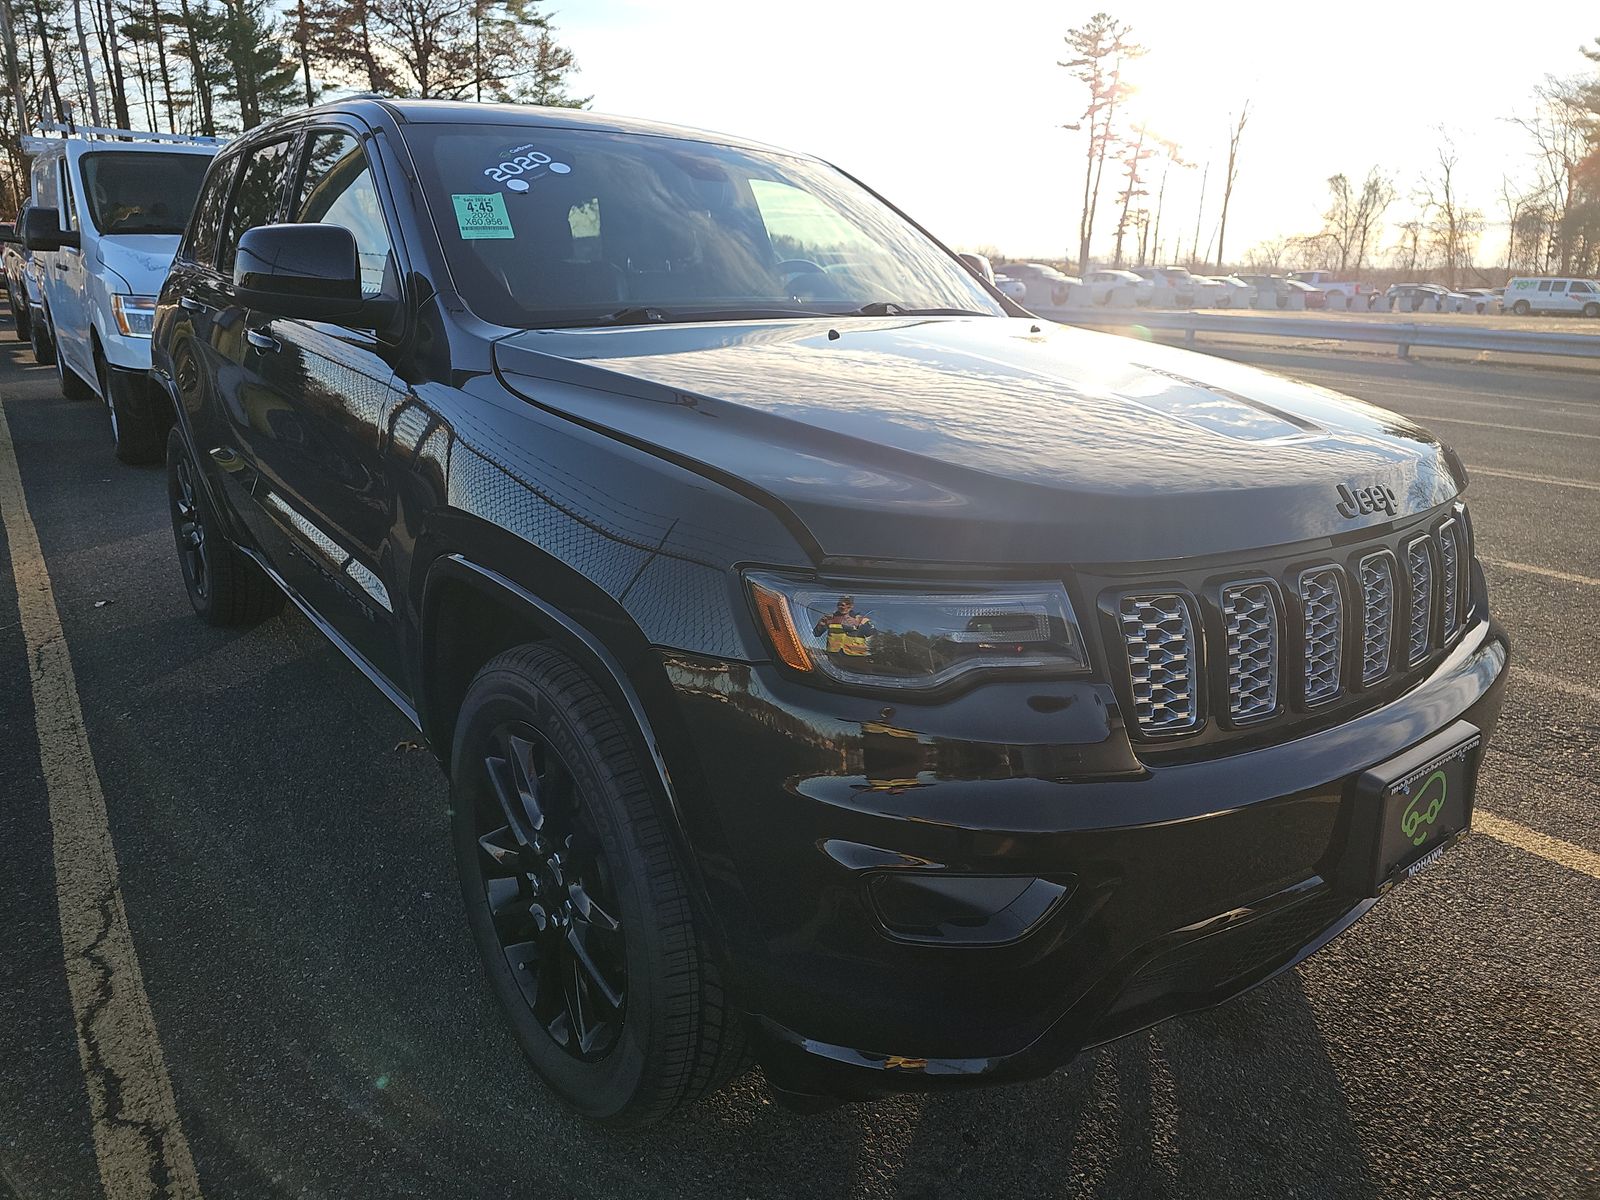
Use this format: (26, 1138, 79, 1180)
(1, 325, 1596, 1200)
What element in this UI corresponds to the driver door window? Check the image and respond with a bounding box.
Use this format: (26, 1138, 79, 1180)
(292, 132, 396, 297)
(220, 138, 293, 276)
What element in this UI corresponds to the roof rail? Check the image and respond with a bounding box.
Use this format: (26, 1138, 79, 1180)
(31, 122, 227, 146)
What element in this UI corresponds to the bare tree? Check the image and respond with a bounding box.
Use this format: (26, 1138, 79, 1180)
(1242, 235, 1286, 271)
(1512, 76, 1591, 273)
(1213, 101, 1249, 270)
(1419, 136, 1483, 288)
(1059, 12, 1143, 272)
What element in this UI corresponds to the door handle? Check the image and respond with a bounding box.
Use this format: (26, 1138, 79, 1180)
(179, 296, 207, 312)
(246, 328, 281, 353)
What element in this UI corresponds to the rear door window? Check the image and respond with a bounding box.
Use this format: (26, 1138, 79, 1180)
(219, 138, 294, 276)
(182, 155, 238, 267)
(1536, 281, 1552, 292)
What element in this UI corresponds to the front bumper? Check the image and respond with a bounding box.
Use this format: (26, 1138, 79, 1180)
(659, 614, 1510, 1100)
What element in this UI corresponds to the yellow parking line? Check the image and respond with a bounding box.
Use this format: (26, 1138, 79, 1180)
(1476, 810, 1600, 882)
(1483, 559, 1600, 588)
(0, 398, 202, 1198)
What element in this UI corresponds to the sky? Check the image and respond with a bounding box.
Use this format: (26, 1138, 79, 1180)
(547, 0, 1598, 268)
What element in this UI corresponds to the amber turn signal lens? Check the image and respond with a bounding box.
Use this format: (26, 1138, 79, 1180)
(751, 582, 812, 673)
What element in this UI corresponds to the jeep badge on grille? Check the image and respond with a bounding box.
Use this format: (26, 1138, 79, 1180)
(1336, 483, 1399, 519)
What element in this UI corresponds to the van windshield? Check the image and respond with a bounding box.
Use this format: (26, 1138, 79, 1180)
(401, 123, 1005, 328)
(79, 151, 212, 235)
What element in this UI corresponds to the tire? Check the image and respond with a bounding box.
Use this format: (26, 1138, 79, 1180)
(56, 343, 94, 402)
(166, 427, 284, 626)
(14, 296, 30, 344)
(1513, 300, 1531, 316)
(451, 644, 748, 1126)
(102, 349, 164, 464)
(29, 308, 55, 365)
(5, 284, 23, 340)
(1584, 302, 1600, 319)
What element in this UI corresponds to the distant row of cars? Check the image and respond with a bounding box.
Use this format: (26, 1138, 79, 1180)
(978, 260, 1600, 319)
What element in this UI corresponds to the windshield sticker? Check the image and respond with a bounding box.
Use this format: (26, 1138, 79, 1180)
(451, 193, 515, 239)
(483, 145, 571, 192)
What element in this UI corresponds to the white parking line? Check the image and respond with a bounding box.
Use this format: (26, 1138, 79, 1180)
(0, 398, 202, 1198)
(1484, 558, 1600, 587)
(1416, 414, 1600, 441)
(1476, 811, 1600, 882)
(1470, 468, 1600, 492)
(1509, 666, 1600, 707)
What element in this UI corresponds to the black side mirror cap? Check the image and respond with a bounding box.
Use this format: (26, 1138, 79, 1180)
(233, 223, 391, 324)
(22, 207, 78, 251)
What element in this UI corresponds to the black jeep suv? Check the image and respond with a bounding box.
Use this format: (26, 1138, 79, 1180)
(153, 99, 1509, 1125)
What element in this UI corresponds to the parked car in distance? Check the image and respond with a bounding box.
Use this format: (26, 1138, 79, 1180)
(1, 207, 36, 342)
(1285, 278, 1327, 309)
(996, 261, 1075, 307)
(992, 273, 1028, 301)
(1502, 277, 1600, 317)
(1385, 283, 1472, 314)
(21, 125, 219, 462)
(155, 97, 1507, 1127)
(1288, 270, 1364, 305)
(1083, 267, 1152, 305)
(1207, 274, 1255, 308)
(1456, 288, 1501, 315)
(1130, 265, 1197, 306)
(1238, 274, 1289, 307)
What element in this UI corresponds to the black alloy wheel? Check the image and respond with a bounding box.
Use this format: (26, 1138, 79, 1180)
(451, 644, 749, 1125)
(169, 446, 208, 602)
(165, 427, 284, 626)
(476, 722, 628, 1061)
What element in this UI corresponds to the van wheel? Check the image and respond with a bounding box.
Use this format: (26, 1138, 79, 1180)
(451, 644, 749, 1127)
(29, 309, 55, 365)
(166, 427, 284, 626)
(56, 347, 94, 402)
(101, 349, 163, 464)
(1512, 300, 1531, 316)
(1584, 302, 1599, 319)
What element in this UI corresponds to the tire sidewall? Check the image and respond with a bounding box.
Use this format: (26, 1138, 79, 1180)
(450, 663, 667, 1120)
(166, 428, 216, 620)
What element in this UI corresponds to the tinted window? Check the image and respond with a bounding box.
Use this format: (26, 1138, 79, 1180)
(185, 155, 238, 266)
(1571, 281, 1594, 294)
(292, 133, 395, 296)
(220, 139, 292, 274)
(60, 160, 77, 231)
(402, 124, 1003, 328)
(1537, 281, 1551, 292)
(79, 151, 211, 235)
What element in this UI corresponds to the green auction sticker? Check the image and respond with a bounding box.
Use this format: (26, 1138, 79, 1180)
(451, 193, 514, 240)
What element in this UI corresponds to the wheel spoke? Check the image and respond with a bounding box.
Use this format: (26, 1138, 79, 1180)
(565, 923, 624, 1011)
(567, 882, 620, 934)
(478, 824, 522, 871)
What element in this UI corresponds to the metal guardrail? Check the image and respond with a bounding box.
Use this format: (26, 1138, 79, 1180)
(1035, 308, 1600, 361)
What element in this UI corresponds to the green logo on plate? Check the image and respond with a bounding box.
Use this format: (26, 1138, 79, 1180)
(1401, 770, 1448, 847)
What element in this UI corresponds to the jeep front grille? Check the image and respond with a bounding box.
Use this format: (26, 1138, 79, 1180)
(1118, 594, 1199, 734)
(1222, 583, 1278, 723)
(1358, 552, 1395, 685)
(1108, 507, 1475, 741)
(1405, 537, 1433, 665)
(1438, 518, 1461, 637)
(1298, 568, 1345, 706)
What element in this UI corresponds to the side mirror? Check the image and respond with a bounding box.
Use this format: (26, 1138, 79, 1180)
(22, 206, 78, 251)
(234, 223, 394, 325)
(958, 252, 995, 283)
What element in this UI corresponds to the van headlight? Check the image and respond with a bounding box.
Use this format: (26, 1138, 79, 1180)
(746, 572, 1090, 693)
(111, 294, 157, 338)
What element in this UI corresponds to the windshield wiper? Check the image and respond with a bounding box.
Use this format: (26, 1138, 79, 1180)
(544, 306, 833, 329)
(843, 302, 994, 317)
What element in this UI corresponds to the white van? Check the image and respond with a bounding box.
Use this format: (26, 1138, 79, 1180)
(1502, 277, 1600, 318)
(15, 125, 218, 461)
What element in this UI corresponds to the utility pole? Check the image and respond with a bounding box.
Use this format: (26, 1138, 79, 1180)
(1190, 161, 1208, 266)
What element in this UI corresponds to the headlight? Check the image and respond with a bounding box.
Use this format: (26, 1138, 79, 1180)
(111, 294, 157, 337)
(746, 572, 1090, 693)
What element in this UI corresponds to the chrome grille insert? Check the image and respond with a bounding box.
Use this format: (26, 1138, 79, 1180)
(1438, 518, 1461, 637)
(1357, 552, 1395, 685)
(1298, 568, 1344, 705)
(1405, 537, 1432, 665)
(1222, 583, 1278, 723)
(1118, 594, 1199, 733)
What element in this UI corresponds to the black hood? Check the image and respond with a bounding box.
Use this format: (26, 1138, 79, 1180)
(493, 317, 1464, 565)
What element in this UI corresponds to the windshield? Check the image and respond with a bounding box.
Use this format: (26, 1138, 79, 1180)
(402, 124, 1005, 327)
(79, 151, 212, 235)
